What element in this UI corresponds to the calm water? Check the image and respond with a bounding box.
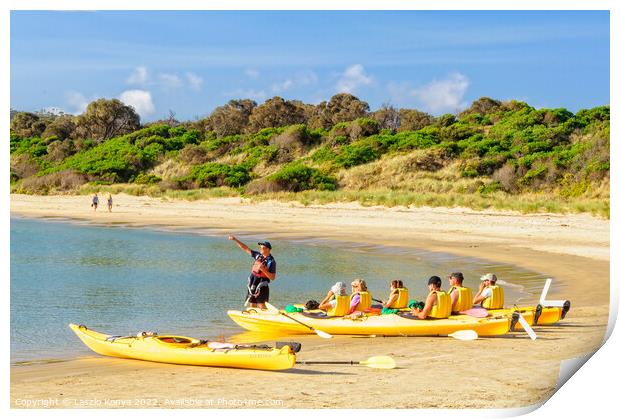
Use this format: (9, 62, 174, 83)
(10, 217, 554, 362)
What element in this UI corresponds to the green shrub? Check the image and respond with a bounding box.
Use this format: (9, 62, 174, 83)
(134, 173, 162, 184)
(186, 163, 251, 188)
(268, 163, 336, 191)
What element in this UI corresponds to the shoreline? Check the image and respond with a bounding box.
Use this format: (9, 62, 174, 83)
(10, 193, 611, 408)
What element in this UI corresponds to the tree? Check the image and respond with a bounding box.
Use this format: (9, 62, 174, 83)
(327, 93, 369, 126)
(73, 98, 140, 142)
(308, 93, 369, 130)
(10, 112, 46, 137)
(246, 96, 306, 132)
(460, 97, 503, 117)
(398, 109, 434, 132)
(42, 115, 76, 140)
(209, 99, 256, 137)
(372, 104, 400, 131)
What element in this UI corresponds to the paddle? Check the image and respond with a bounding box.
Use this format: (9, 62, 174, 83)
(538, 278, 568, 308)
(517, 313, 537, 341)
(264, 302, 333, 339)
(298, 355, 396, 369)
(448, 330, 478, 341)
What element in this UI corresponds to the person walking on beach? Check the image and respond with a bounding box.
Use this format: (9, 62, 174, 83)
(107, 194, 113, 212)
(229, 235, 276, 309)
(91, 193, 99, 211)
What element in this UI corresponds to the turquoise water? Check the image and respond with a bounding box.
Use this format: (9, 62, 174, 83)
(10, 217, 550, 362)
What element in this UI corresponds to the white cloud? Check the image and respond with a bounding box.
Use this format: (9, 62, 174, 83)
(245, 68, 260, 79)
(226, 88, 267, 101)
(127, 66, 149, 85)
(410, 73, 470, 114)
(159, 73, 182, 89)
(118, 90, 155, 117)
(271, 79, 294, 94)
(271, 71, 319, 94)
(336, 64, 372, 94)
(185, 72, 204, 91)
(65, 91, 90, 114)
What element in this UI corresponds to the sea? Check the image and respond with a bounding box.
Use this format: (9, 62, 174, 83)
(10, 216, 555, 363)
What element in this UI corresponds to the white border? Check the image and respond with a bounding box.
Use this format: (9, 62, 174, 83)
(3, 1, 616, 418)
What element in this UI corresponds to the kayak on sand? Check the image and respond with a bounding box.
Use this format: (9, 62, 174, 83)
(69, 323, 297, 370)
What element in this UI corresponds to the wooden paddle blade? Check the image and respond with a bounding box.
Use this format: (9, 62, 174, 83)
(448, 330, 479, 341)
(314, 329, 333, 339)
(518, 313, 537, 341)
(360, 356, 396, 369)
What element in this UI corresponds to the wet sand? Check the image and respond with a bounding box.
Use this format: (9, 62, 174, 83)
(10, 193, 610, 409)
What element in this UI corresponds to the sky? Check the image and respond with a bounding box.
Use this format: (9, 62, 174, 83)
(10, 10, 610, 122)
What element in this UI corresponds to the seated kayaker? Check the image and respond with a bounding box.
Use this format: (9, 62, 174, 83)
(349, 279, 371, 314)
(381, 280, 406, 308)
(473, 273, 505, 309)
(447, 272, 474, 313)
(410, 276, 451, 319)
(319, 282, 348, 313)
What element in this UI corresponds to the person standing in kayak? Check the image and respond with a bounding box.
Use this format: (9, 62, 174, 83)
(229, 235, 276, 309)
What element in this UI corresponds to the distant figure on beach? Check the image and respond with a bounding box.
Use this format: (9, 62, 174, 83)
(410, 276, 451, 319)
(447, 272, 474, 313)
(91, 193, 99, 211)
(107, 194, 113, 212)
(473, 273, 504, 309)
(229, 235, 276, 309)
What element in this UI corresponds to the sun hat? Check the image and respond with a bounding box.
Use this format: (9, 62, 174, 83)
(480, 273, 497, 282)
(331, 282, 347, 296)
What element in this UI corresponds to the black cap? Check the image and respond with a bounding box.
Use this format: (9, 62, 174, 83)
(427, 276, 442, 287)
(258, 241, 272, 249)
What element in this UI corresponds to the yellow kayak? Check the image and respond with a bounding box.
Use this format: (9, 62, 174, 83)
(69, 324, 296, 370)
(227, 309, 513, 337)
(488, 302, 569, 329)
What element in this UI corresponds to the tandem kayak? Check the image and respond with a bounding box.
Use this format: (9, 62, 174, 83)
(227, 309, 515, 337)
(488, 301, 570, 329)
(69, 324, 297, 370)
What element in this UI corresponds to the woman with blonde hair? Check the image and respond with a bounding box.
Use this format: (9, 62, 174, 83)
(349, 278, 368, 313)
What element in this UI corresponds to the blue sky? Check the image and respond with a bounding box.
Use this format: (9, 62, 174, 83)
(10, 10, 610, 122)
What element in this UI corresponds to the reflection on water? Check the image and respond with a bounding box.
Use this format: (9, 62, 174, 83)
(11, 217, 552, 362)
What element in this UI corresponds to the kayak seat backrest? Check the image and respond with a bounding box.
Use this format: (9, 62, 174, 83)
(158, 337, 193, 344)
(356, 291, 372, 311)
(482, 286, 505, 310)
(450, 286, 474, 312)
(430, 291, 451, 319)
(327, 294, 351, 317)
(393, 288, 409, 309)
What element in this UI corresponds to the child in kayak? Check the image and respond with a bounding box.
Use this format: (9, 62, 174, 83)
(381, 280, 405, 308)
(410, 276, 451, 319)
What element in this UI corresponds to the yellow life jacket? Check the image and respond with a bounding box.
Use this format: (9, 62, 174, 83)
(448, 286, 473, 312)
(392, 288, 409, 309)
(482, 285, 504, 310)
(352, 291, 371, 312)
(429, 290, 451, 319)
(327, 294, 351, 317)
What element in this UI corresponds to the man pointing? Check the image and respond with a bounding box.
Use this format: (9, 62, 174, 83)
(229, 235, 276, 309)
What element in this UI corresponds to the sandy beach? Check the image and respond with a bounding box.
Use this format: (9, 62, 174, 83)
(10, 193, 610, 409)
